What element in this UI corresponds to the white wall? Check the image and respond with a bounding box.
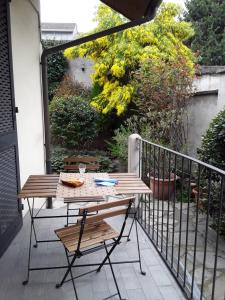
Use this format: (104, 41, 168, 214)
(187, 72, 225, 156)
(10, 0, 45, 213)
(42, 31, 74, 41)
(68, 57, 94, 87)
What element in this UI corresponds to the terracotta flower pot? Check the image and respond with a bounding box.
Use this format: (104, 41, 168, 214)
(150, 174, 178, 200)
(191, 188, 204, 209)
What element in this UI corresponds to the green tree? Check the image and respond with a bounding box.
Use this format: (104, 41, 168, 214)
(64, 3, 195, 115)
(42, 40, 68, 100)
(185, 0, 225, 65)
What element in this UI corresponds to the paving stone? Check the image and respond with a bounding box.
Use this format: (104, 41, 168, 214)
(126, 288, 147, 300)
(159, 286, 183, 300)
(0, 208, 186, 300)
(149, 265, 172, 286)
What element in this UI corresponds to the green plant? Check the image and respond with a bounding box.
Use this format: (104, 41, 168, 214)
(51, 147, 119, 173)
(64, 3, 195, 115)
(134, 56, 194, 151)
(108, 115, 154, 165)
(109, 125, 134, 163)
(198, 109, 225, 170)
(185, 0, 225, 65)
(51, 147, 74, 173)
(49, 96, 100, 149)
(55, 75, 91, 98)
(42, 40, 68, 100)
(198, 109, 225, 237)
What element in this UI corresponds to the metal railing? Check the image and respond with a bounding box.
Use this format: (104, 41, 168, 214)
(136, 138, 225, 300)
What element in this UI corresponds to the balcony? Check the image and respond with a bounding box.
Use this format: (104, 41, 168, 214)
(1, 136, 225, 300)
(0, 208, 185, 300)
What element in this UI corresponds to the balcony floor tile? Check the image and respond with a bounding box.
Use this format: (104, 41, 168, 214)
(0, 208, 186, 300)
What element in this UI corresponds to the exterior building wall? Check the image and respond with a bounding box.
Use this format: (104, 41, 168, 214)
(10, 0, 45, 212)
(187, 72, 225, 156)
(68, 57, 94, 87)
(42, 31, 74, 41)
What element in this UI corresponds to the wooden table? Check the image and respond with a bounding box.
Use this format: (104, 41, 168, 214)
(18, 174, 59, 199)
(110, 173, 151, 194)
(18, 172, 151, 284)
(18, 173, 151, 199)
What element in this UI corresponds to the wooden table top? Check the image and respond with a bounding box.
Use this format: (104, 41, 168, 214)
(18, 175, 59, 198)
(18, 173, 152, 199)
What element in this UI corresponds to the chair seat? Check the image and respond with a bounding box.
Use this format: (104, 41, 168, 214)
(55, 220, 119, 253)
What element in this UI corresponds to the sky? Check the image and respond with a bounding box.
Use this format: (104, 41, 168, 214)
(40, 0, 186, 33)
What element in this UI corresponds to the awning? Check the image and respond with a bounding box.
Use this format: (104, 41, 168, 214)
(100, 0, 162, 20)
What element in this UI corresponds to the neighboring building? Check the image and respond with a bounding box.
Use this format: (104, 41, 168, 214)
(187, 66, 225, 156)
(41, 22, 93, 87)
(41, 22, 78, 41)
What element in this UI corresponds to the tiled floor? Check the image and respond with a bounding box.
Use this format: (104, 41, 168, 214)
(0, 208, 186, 300)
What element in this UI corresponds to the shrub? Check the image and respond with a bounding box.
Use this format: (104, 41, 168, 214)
(109, 124, 134, 163)
(198, 109, 225, 237)
(51, 147, 119, 173)
(51, 146, 74, 173)
(108, 116, 154, 164)
(49, 96, 99, 149)
(55, 75, 91, 99)
(198, 109, 225, 170)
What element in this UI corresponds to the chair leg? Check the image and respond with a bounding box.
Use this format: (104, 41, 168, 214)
(66, 203, 69, 227)
(135, 218, 146, 275)
(103, 242, 126, 300)
(126, 213, 135, 241)
(56, 251, 77, 289)
(64, 248, 79, 300)
(96, 241, 118, 273)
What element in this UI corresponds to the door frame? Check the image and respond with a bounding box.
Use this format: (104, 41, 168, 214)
(0, 0, 22, 257)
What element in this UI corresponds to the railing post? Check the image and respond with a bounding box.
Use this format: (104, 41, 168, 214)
(128, 134, 142, 177)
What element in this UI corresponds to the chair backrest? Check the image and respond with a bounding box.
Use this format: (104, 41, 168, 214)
(79, 196, 135, 225)
(63, 156, 99, 172)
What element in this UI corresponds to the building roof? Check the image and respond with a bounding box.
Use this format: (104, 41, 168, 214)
(101, 0, 162, 20)
(41, 23, 76, 32)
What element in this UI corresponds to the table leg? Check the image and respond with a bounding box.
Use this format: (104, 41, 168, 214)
(126, 194, 142, 241)
(23, 198, 34, 285)
(27, 197, 38, 248)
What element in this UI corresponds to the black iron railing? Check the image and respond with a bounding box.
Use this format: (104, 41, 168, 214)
(136, 138, 225, 300)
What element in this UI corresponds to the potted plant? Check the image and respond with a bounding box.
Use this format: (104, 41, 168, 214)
(191, 183, 206, 210)
(147, 151, 179, 200)
(150, 173, 179, 200)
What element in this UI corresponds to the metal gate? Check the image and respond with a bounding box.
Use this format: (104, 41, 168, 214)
(0, 0, 22, 257)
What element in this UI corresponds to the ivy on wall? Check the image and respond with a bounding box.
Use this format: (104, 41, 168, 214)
(42, 40, 68, 100)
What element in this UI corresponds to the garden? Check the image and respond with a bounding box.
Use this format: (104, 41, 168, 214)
(46, 1, 225, 241)
(48, 3, 195, 170)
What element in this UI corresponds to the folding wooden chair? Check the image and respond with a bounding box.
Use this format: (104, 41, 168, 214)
(63, 156, 102, 226)
(55, 196, 145, 300)
(63, 156, 99, 173)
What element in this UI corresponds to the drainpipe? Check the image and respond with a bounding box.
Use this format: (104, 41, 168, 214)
(41, 52, 52, 208)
